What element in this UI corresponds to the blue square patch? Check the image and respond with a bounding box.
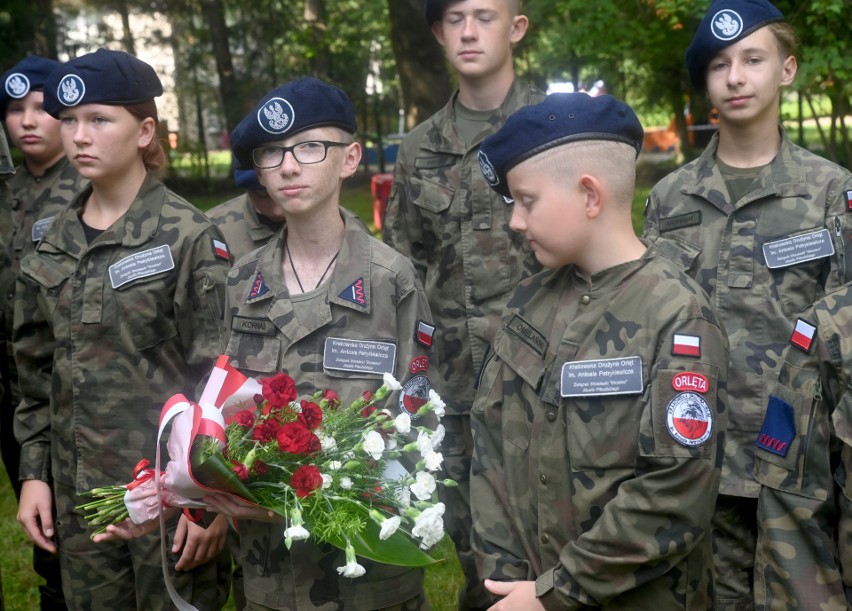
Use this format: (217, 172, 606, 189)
(755, 395, 796, 457)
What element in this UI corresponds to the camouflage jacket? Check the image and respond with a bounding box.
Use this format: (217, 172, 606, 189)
(0, 134, 12, 411)
(223, 212, 437, 609)
(383, 79, 544, 415)
(206, 193, 282, 261)
(644, 128, 852, 497)
(753, 286, 852, 608)
(2, 158, 86, 404)
(470, 247, 729, 610)
(13, 174, 229, 489)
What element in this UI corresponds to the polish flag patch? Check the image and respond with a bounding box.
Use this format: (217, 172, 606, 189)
(415, 320, 436, 348)
(672, 334, 701, 357)
(790, 318, 816, 352)
(846, 189, 852, 211)
(212, 238, 230, 260)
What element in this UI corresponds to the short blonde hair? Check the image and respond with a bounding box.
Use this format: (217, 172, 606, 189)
(523, 140, 637, 208)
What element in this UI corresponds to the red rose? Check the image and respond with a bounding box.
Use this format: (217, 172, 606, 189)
(232, 462, 250, 481)
(361, 405, 377, 418)
(322, 389, 340, 408)
(234, 410, 256, 429)
(291, 465, 322, 498)
(252, 420, 280, 443)
(298, 401, 323, 430)
(362, 390, 373, 402)
(260, 373, 297, 409)
(277, 422, 319, 455)
(253, 460, 269, 476)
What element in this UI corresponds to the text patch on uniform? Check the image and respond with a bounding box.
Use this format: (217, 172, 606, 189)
(755, 395, 795, 457)
(763, 228, 834, 269)
(109, 245, 174, 289)
(561, 356, 643, 397)
(323, 337, 396, 375)
(660, 211, 702, 232)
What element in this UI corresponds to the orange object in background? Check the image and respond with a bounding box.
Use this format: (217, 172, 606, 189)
(371, 173, 394, 230)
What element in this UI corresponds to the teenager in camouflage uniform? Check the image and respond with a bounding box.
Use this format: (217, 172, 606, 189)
(751, 286, 852, 609)
(203, 78, 438, 611)
(643, 1, 852, 608)
(469, 93, 729, 609)
(12, 49, 231, 610)
(1, 56, 89, 610)
(382, 3, 542, 606)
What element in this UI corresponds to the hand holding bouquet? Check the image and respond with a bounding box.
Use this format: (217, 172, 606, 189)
(78, 356, 453, 575)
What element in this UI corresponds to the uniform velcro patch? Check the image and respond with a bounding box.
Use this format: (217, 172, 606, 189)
(790, 318, 816, 353)
(415, 320, 436, 348)
(672, 334, 701, 357)
(338, 277, 366, 306)
(755, 395, 795, 457)
(212, 238, 230, 260)
(247, 271, 270, 301)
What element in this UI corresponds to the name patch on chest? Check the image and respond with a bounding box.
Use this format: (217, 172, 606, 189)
(561, 356, 643, 397)
(323, 337, 397, 375)
(660, 211, 702, 232)
(109, 245, 174, 289)
(763, 228, 834, 269)
(506, 314, 547, 357)
(31, 216, 55, 242)
(231, 316, 277, 336)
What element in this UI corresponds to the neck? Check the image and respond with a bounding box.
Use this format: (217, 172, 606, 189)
(456, 67, 515, 111)
(282, 208, 346, 294)
(25, 152, 65, 178)
(716, 117, 781, 168)
(579, 222, 646, 277)
(83, 163, 148, 230)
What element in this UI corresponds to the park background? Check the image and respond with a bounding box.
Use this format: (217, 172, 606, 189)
(1, 0, 850, 608)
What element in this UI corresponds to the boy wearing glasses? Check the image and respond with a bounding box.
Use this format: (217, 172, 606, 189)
(205, 78, 439, 610)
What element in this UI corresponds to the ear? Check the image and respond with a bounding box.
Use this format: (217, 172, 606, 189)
(339, 142, 362, 179)
(510, 15, 529, 44)
(579, 174, 603, 220)
(432, 21, 445, 46)
(138, 116, 156, 149)
(780, 55, 797, 87)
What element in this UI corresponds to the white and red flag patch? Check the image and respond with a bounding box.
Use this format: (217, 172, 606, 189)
(672, 334, 701, 357)
(790, 318, 816, 352)
(415, 320, 436, 348)
(212, 238, 230, 260)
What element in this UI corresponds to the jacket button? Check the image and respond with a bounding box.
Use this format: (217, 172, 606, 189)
(581, 295, 591, 305)
(540, 533, 549, 544)
(546, 409, 556, 422)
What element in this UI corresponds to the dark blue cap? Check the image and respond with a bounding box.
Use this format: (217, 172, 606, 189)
(685, 0, 784, 90)
(479, 93, 644, 200)
(1, 56, 62, 116)
(234, 167, 264, 191)
(230, 77, 357, 168)
(41, 48, 163, 118)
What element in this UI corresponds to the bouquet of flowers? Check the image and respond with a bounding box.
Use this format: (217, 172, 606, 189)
(78, 356, 453, 576)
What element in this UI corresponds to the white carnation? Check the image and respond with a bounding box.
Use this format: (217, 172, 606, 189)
(394, 412, 411, 435)
(410, 471, 436, 501)
(362, 430, 386, 461)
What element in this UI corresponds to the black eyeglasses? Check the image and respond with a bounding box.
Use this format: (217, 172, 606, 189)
(252, 140, 349, 168)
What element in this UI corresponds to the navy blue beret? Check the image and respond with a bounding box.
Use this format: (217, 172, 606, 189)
(230, 77, 357, 168)
(685, 0, 784, 90)
(41, 48, 163, 118)
(479, 93, 644, 200)
(1, 56, 62, 116)
(233, 167, 264, 192)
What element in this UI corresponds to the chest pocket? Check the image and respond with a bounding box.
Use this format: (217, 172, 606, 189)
(752, 372, 830, 500)
(491, 325, 546, 452)
(111, 271, 178, 351)
(650, 233, 702, 277)
(225, 327, 282, 376)
(19, 255, 73, 318)
(542, 341, 643, 471)
(410, 155, 457, 215)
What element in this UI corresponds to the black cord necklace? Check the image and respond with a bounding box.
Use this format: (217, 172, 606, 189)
(286, 239, 340, 293)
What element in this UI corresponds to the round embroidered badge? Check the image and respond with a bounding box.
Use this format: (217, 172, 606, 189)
(478, 151, 499, 187)
(398, 374, 432, 419)
(5, 73, 30, 99)
(711, 9, 743, 41)
(257, 97, 295, 135)
(57, 74, 86, 107)
(666, 391, 713, 447)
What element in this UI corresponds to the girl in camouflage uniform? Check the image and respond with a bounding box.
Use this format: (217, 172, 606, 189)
(12, 49, 231, 610)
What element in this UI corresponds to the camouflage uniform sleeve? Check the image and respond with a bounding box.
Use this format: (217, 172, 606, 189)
(382, 144, 428, 283)
(174, 225, 230, 380)
(11, 258, 56, 481)
(469, 348, 535, 586)
(541, 315, 728, 609)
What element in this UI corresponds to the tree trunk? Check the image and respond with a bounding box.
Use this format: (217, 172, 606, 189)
(304, 0, 331, 78)
(387, 0, 452, 130)
(201, 0, 243, 133)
